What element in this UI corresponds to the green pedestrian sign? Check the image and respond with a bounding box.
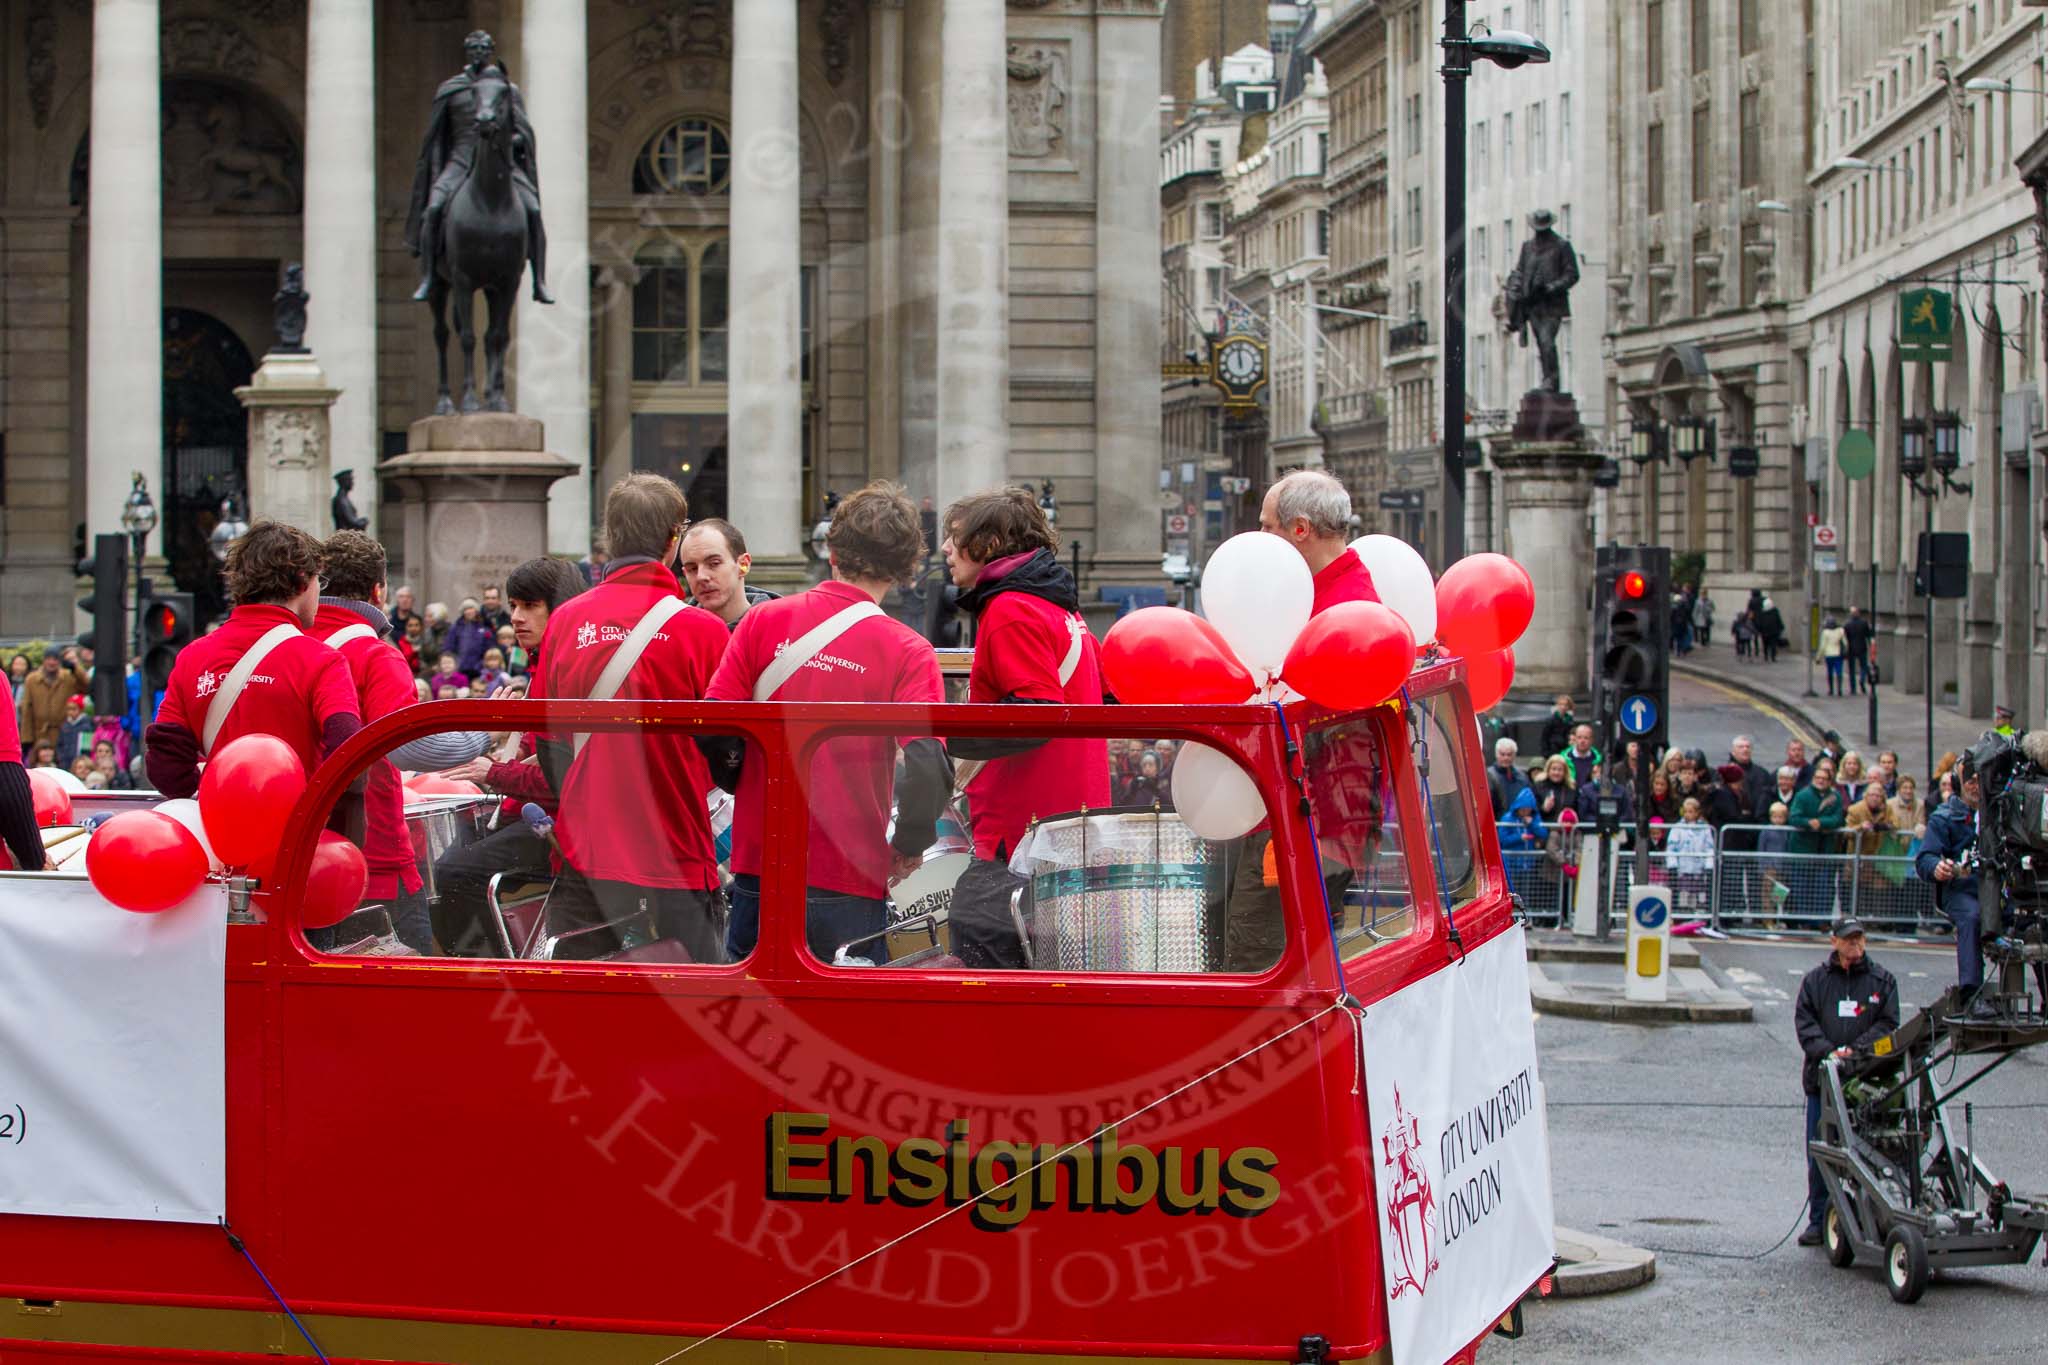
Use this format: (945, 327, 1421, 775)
(1898, 288, 1954, 363)
(1836, 428, 1875, 480)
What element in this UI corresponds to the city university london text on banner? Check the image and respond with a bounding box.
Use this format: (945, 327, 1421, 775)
(1360, 923, 1554, 1364)
(0, 878, 227, 1224)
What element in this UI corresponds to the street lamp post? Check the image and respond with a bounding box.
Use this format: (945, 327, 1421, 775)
(1900, 411, 1968, 781)
(1440, 6, 1549, 564)
(118, 473, 157, 664)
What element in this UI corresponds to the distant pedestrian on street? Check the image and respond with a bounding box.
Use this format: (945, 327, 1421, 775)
(1531, 756, 1576, 823)
(1793, 918, 1899, 1246)
(1489, 737, 1532, 818)
(1540, 694, 1575, 760)
(1672, 589, 1694, 656)
(1758, 596, 1786, 663)
(1875, 749, 1901, 797)
(1557, 724, 1602, 791)
(1843, 607, 1874, 694)
(1818, 615, 1846, 695)
(1691, 589, 1715, 647)
(1732, 610, 1757, 660)
(1888, 775, 1925, 840)
(1787, 764, 1845, 923)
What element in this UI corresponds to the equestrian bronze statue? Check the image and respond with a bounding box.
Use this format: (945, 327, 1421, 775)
(403, 30, 553, 414)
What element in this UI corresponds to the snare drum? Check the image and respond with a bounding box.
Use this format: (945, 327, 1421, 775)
(405, 794, 496, 900)
(1019, 809, 1213, 973)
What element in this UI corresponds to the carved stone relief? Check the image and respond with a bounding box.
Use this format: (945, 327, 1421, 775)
(1007, 42, 1069, 160)
(161, 17, 261, 78)
(263, 409, 322, 471)
(26, 0, 57, 130)
(819, 0, 854, 87)
(161, 79, 302, 214)
(630, 1, 730, 68)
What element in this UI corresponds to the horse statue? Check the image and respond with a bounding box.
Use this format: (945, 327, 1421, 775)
(404, 31, 553, 416)
(424, 69, 526, 413)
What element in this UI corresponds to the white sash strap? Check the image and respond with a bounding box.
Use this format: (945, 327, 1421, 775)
(1056, 614, 1087, 688)
(200, 623, 303, 757)
(323, 624, 378, 652)
(572, 595, 690, 759)
(752, 601, 885, 701)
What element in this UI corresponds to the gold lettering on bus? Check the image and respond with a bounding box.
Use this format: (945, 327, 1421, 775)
(765, 1112, 1280, 1232)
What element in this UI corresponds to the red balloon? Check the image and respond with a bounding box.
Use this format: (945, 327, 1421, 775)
(1436, 553, 1536, 656)
(1102, 606, 1256, 705)
(26, 770, 73, 828)
(86, 811, 208, 914)
(1465, 647, 1517, 712)
(198, 735, 307, 869)
(303, 831, 368, 930)
(1281, 601, 1417, 711)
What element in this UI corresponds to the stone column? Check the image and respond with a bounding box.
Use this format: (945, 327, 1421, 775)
(933, 0, 1009, 511)
(727, 0, 805, 564)
(304, 0, 378, 534)
(515, 0, 592, 554)
(597, 266, 634, 496)
(865, 0, 906, 483)
(238, 351, 341, 536)
(1090, 4, 1166, 585)
(896, 0, 944, 501)
(1489, 397, 1605, 698)
(86, 0, 162, 552)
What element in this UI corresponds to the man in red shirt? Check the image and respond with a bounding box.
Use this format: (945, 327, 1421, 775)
(707, 483, 948, 964)
(311, 530, 494, 954)
(940, 487, 1110, 968)
(1260, 469, 1380, 613)
(146, 521, 361, 804)
(429, 555, 586, 955)
(532, 474, 730, 961)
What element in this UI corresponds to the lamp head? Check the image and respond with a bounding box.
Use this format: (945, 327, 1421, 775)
(1899, 415, 1929, 480)
(1468, 30, 1551, 69)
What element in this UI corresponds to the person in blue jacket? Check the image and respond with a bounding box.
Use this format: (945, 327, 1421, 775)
(1915, 754, 1986, 1012)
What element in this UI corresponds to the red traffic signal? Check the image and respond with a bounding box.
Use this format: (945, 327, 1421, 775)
(1616, 570, 1648, 600)
(141, 599, 189, 645)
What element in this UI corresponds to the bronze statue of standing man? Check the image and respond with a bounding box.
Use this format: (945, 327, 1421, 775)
(404, 30, 553, 305)
(1503, 209, 1579, 393)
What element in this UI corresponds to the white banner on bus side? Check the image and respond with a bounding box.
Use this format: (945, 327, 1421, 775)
(0, 877, 227, 1225)
(1360, 923, 1554, 1365)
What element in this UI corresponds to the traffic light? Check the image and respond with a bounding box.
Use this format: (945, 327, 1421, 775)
(76, 534, 128, 718)
(139, 592, 194, 696)
(1592, 545, 1671, 758)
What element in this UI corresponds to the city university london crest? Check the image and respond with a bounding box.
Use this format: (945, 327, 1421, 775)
(1381, 1085, 1439, 1300)
(195, 670, 220, 699)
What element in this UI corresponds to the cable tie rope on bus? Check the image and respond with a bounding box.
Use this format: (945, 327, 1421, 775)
(1403, 689, 1465, 965)
(1272, 701, 1348, 979)
(645, 997, 1352, 1365)
(219, 1218, 331, 1363)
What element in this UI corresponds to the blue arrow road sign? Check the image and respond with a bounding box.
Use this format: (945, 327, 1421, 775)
(1620, 693, 1659, 735)
(1635, 894, 1668, 930)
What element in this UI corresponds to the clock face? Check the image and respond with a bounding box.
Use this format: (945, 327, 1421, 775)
(1220, 340, 1263, 383)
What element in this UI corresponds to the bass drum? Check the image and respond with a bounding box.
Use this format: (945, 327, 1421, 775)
(1015, 807, 1215, 974)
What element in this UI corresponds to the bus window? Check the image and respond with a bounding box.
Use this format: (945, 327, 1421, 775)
(1302, 714, 1414, 958)
(1411, 693, 1483, 912)
(299, 720, 749, 968)
(801, 729, 1288, 975)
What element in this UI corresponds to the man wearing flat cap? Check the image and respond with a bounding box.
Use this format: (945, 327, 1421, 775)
(1792, 918, 1898, 1246)
(1503, 208, 1579, 393)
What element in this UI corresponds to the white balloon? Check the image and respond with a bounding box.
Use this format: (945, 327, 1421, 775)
(1350, 534, 1438, 645)
(1201, 532, 1313, 683)
(46, 768, 87, 794)
(153, 797, 223, 872)
(1171, 742, 1266, 841)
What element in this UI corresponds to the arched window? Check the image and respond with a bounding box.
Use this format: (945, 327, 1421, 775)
(632, 237, 730, 386)
(634, 117, 732, 195)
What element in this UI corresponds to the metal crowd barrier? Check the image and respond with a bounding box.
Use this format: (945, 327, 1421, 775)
(1500, 822, 1948, 937)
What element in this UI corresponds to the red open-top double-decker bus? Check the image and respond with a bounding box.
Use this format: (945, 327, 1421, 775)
(0, 660, 1551, 1365)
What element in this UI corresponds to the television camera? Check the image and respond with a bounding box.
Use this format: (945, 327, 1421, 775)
(1959, 730, 2048, 1005)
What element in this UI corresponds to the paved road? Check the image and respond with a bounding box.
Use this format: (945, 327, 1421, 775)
(1499, 937, 2048, 1364)
(1664, 666, 1814, 762)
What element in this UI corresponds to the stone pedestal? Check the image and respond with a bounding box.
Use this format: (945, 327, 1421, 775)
(377, 414, 577, 610)
(1490, 392, 1604, 699)
(236, 350, 340, 534)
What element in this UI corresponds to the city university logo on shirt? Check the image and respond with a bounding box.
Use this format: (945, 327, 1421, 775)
(576, 622, 599, 650)
(771, 637, 867, 678)
(195, 670, 221, 699)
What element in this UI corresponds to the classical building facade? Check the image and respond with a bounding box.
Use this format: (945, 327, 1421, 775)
(1807, 0, 2048, 722)
(1378, 0, 1444, 557)
(1600, 0, 1815, 625)
(1306, 0, 1391, 517)
(0, 0, 1165, 636)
